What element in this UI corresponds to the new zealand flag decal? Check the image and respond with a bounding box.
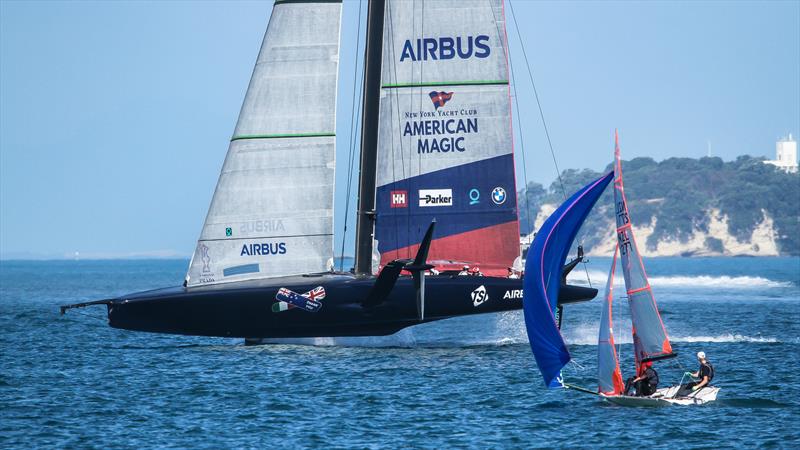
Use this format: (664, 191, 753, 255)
(429, 91, 454, 109)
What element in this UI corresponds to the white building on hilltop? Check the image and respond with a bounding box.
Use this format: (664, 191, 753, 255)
(764, 134, 798, 173)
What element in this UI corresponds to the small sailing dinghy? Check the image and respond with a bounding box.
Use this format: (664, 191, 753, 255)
(523, 131, 719, 406)
(600, 131, 719, 406)
(60, 0, 598, 340)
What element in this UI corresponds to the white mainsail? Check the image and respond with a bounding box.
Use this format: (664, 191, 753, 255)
(186, 1, 342, 286)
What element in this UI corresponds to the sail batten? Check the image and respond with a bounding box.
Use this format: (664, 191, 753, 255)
(382, 80, 509, 88)
(186, 1, 342, 286)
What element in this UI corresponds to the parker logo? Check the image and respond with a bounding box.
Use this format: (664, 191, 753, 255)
(419, 189, 453, 207)
(391, 190, 408, 208)
(503, 290, 523, 300)
(471, 285, 489, 307)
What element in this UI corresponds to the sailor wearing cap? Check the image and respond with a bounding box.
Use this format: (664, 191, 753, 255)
(682, 351, 715, 395)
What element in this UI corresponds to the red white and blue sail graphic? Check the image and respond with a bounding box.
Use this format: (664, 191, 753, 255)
(523, 172, 614, 388)
(613, 131, 673, 373)
(598, 244, 625, 395)
(373, 0, 519, 276)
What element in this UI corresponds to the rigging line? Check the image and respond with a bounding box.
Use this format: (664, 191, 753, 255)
(489, 0, 533, 238)
(409, 0, 424, 260)
(339, 0, 365, 272)
(508, 0, 591, 286)
(70, 309, 107, 322)
(386, 0, 409, 258)
(507, 0, 566, 202)
(507, 29, 534, 237)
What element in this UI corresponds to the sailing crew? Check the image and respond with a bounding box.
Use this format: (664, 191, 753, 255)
(470, 266, 483, 276)
(625, 364, 659, 396)
(458, 265, 470, 276)
(680, 351, 714, 395)
(507, 267, 520, 279)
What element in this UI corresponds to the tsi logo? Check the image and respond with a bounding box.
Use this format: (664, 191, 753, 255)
(419, 189, 453, 207)
(391, 190, 408, 208)
(491, 187, 507, 205)
(471, 285, 489, 307)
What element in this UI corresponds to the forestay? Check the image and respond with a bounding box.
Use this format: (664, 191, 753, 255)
(373, 0, 519, 276)
(613, 131, 673, 370)
(598, 244, 624, 395)
(186, 1, 342, 287)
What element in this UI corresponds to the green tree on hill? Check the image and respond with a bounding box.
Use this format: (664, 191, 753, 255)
(519, 155, 800, 255)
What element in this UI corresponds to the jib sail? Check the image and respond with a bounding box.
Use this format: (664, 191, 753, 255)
(598, 244, 625, 395)
(186, 1, 342, 286)
(373, 0, 520, 276)
(613, 130, 674, 372)
(523, 172, 614, 388)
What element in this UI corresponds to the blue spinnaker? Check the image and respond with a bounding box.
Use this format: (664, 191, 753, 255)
(523, 171, 614, 388)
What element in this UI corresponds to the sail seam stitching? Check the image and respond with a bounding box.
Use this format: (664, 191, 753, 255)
(381, 80, 509, 89)
(231, 133, 335, 141)
(274, 0, 342, 5)
(200, 234, 333, 242)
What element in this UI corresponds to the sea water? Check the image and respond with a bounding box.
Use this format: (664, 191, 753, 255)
(1, 257, 798, 448)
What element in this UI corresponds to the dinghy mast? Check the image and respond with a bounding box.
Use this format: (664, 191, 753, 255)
(613, 130, 675, 373)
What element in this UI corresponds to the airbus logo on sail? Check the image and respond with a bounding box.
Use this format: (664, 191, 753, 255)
(240, 242, 287, 256)
(400, 35, 491, 62)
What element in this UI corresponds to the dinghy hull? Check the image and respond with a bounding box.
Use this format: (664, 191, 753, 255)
(602, 386, 720, 407)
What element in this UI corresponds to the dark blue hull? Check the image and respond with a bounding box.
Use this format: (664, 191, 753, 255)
(103, 274, 595, 338)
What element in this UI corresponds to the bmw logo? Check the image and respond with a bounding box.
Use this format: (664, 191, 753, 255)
(491, 187, 507, 205)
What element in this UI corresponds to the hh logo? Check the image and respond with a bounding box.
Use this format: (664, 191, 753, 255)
(471, 285, 489, 307)
(391, 190, 408, 208)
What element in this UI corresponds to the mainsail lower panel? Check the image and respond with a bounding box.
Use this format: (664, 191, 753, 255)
(374, 0, 519, 275)
(186, 2, 341, 286)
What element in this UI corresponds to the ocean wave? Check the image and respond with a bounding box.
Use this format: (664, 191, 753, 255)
(567, 270, 793, 290)
(563, 326, 787, 346)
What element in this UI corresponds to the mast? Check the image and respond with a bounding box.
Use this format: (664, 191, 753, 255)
(354, 0, 386, 276)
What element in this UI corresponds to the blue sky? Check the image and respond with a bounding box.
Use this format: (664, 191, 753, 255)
(1, 0, 798, 259)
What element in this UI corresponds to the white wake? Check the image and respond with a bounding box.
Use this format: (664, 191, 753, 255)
(567, 270, 793, 290)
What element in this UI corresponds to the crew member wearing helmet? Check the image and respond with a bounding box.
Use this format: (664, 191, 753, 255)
(458, 265, 470, 276)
